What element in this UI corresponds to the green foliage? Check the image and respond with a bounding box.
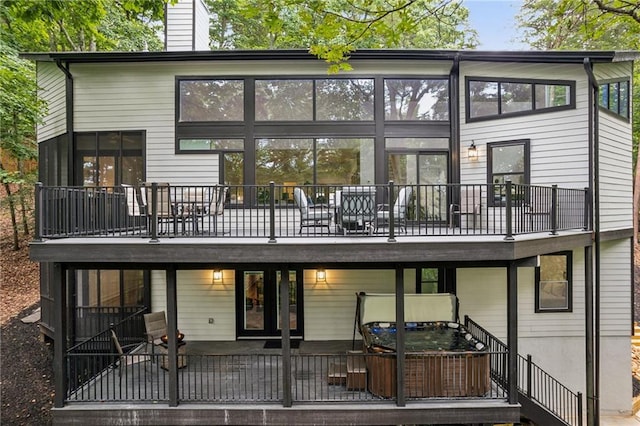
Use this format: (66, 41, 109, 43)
(206, 0, 477, 71)
(516, 0, 639, 169)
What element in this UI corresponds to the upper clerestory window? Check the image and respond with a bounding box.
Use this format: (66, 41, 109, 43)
(179, 79, 244, 122)
(465, 77, 575, 122)
(599, 79, 630, 119)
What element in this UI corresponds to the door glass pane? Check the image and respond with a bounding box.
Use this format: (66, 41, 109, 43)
(122, 156, 143, 185)
(122, 270, 144, 306)
(244, 272, 264, 330)
(420, 268, 439, 294)
(316, 138, 374, 185)
(419, 154, 448, 221)
(276, 271, 297, 330)
(98, 156, 116, 187)
(82, 155, 97, 186)
(224, 152, 244, 203)
(388, 153, 417, 185)
(100, 270, 120, 306)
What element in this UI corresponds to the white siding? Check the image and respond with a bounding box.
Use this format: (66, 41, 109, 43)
(37, 61, 66, 142)
(194, 0, 210, 50)
(151, 269, 236, 341)
(166, 0, 194, 51)
(303, 269, 416, 341)
(594, 62, 634, 230)
(599, 239, 632, 335)
(459, 62, 590, 189)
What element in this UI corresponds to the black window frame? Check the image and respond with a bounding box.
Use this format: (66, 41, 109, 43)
(487, 139, 530, 207)
(535, 251, 573, 313)
(598, 79, 630, 121)
(465, 76, 576, 123)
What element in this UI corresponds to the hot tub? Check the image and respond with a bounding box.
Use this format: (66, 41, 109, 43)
(356, 293, 490, 398)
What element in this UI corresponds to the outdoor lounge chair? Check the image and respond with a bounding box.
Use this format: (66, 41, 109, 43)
(375, 186, 413, 233)
(293, 187, 332, 234)
(338, 186, 376, 235)
(449, 186, 482, 229)
(143, 311, 167, 359)
(110, 329, 150, 379)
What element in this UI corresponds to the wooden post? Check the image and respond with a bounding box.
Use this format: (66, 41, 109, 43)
(53, 263, 67, 408)
(280, 268, 292, 407)
(166, 266, 178, 406)
(395, 267, 405, 406)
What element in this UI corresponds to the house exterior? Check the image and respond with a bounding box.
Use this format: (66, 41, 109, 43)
(25, 1, 637, 424)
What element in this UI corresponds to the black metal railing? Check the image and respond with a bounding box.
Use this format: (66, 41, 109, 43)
(35, 182, 589, 241)
(74, 306, 146, 343)
(465, 316, 583, 426)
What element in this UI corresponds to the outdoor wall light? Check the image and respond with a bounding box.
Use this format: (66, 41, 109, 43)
(316, 269, 326, 283)
(212, 269, 223, 283)
(468, 141, 478, 162)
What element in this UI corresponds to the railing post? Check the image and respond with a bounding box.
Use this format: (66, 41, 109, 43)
(269, 181, 276, 243)
(149, 182, 159, 242)
(388, 181, 396, 242)
(578, 391, 584, 426)
(526, 354, 533, 398)
(583, 187, 590, 231)
(504, 180, 514, 241)
(34, 182, 43, 241)
(550, 184, 558, 235)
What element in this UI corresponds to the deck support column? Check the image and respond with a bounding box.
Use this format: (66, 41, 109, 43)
(53, 262, 68, 408)
(166, 266, 178, 407)
(585, 245, 595, 426)
(395, 266, 405, 406)
(507, 262, 518, 405)
(280, 267, 292, 407)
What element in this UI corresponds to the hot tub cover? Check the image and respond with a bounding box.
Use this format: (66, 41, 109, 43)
(357, 293, 459, 327)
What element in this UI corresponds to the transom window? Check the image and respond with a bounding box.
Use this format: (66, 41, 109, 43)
(535, 251, 572, 312)
(599, 79, 630, 119)
(466, 77, 574, 122)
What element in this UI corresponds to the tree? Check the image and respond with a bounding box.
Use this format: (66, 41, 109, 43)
(206, 0, 478, 72)
(517, 0, 640, 243)
(0, 41, 45, 249)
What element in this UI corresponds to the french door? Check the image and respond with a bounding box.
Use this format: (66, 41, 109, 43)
(236, 268, 303, 338)
(387, 151, 449, 222)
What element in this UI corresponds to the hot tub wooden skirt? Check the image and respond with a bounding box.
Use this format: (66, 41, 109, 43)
(366, 352, 490, 398)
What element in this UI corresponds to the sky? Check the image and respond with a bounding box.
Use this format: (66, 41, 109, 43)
(464, 0, 527, 50)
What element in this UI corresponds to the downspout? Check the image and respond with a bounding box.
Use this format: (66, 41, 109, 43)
(55, 60, 74, 185)
(449, 54, 461, 186)
(583, 57, 600, 426)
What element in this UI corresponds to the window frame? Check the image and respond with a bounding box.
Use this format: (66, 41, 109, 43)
(535, 251, 573, 313)
(487, 139, 530, 207)
(598, 78, 630, 121)
(465, 76, 576, 123)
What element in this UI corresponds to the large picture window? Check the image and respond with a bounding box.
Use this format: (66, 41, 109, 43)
(487, 139, 529, 206)
(179, 79, 244, 122)
(466, 77, 574, 122)
(535, 251, 572, 312)
(384, 79, 449, 120)
(599, 79, 630, 119)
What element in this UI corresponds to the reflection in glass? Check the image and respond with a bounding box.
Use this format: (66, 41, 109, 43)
(316, 79, 374, 121)
(539, 254, 569, 310)
(255, 80, 313, 121)
(535, 84, 570, 109)
(609, 83, 619, 113)
(316, 138, 374, 185)
(244, 272, 264, 330)
(500, 82, 532, 113)
(179, 80, 244, 121)
(224, 152, 244, 203)
(619, 81, 629, 117)
(469, 81, 498, 118)
(418, 154, 448, 221)
(385, 79, 449, 120)
(255, 138, 313, 186)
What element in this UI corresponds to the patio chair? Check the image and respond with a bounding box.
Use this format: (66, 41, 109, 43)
(338, 186, 376, 235)
(375, 186, 413, 233)
(121, 184, 145, 216)
(110, 329, 150, 379)
(293, 187, 332, 234)
(449, 186, 482, 229)
(142, 182, 186, 234)
(143, 311, 167, 359)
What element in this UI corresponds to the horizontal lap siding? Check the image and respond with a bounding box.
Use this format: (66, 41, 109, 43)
(194, 0, 210, 50)
(37, 62, 66, 142)
(595, 61, 633, 231)
(151, 270, 236, 341)
(303, 269, 416, 341)
(459, 62, 589, 188)
(166, 0, 194, 51)
(599, 239, 632, 336)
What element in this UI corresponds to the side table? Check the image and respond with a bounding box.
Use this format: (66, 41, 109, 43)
(160, 341, 187, 370)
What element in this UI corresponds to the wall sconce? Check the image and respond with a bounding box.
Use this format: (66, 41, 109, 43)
(468, 141, 478, 162)
(212, 269, 223, 284)
(316, 269, 326, 283)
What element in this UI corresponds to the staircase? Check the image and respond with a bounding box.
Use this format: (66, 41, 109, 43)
(465, 316, 583, 426)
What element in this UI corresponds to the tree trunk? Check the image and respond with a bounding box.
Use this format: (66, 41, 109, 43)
(17, 160, 30, 235)
(3, 181, 20, 251)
